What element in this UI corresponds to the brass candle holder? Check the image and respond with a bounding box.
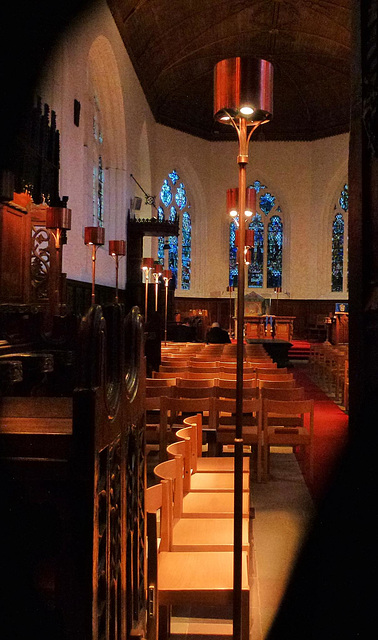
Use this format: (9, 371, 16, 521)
(153, 262, 162, 312)
(109, 240, 126, 303)
(84, 226, 105, 305)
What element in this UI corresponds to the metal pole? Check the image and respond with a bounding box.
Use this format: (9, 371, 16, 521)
(233, 117, 247, 640)
(164, 280, 169, 345)
(115, 256, 119, 303)
(91, 245, 96, 306)
(144, 271, 149, 322)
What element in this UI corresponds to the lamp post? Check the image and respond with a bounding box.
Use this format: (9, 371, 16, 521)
(163, 269, 172, 345)
(45, 206, 72, 315)
(141, 257, 154, 322)
(84, 226, 105, 305)
(109, 240, 126, 303)
(214, 56, 273, 640)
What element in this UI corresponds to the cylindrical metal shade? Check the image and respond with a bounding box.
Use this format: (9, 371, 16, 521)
(84, 226, 105, 245)
(142, 257, 154, 269)
(163, 269, 172, 279)
(214, 57, 273, 124)
(245, 229, 254, 247)
(227, 188, 238, 215)
(46, 207, 72, 230)
(154, 262, 162, 274)
(245, 187, 256, 216)
(109, 240, 126, 256)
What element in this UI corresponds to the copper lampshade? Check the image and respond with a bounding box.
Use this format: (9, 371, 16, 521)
(214, 57, 273, 125)
(46, 207, 72, 230)
(163, 269, 172, 279)
(153, 262, 162, 274)
(142, 257, 155, 270)
(109, 240, 126, 256)
(227, 188, 238, 216)
(84, 226, 105, 245)
(245, 187, 256, 216)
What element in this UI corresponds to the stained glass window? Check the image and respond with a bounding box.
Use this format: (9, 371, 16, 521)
(331, 183, 348, 292)
(229, 181, 283, 289)
(181, 212, 191, 290)
(229, 220, 238, 287)
(92, 95, 104, 226)
(332, 213, 344, 292)
(158, 170, 191, 289)
(267, 215, 283, 289)
(248, 214, 264, 287)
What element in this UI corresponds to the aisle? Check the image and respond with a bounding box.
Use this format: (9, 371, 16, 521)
(292, 362, 349, 504)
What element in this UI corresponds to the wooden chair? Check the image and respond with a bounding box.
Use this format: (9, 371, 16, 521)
(145, 478, 250, 640)
(215, 382, 258, 400)
(159, 364, 188, 373)
(262, 398, 315, 481)
(218, 371, 256, 381)
(188, 359, 219, 367)
(209, 397, 263, 482)
(152, 371, 179, 380)
(173, 384, 217, 398)
(260, 386, 305, 400)
(187, 365, 221, 374)
(256, 372, 293, 382)
(177, 424, 250, 491)
(154, 451, 250, 519)
(159, 396, 212, 457)
(183, 371, 219, 380)
(183, 413, 250, 474)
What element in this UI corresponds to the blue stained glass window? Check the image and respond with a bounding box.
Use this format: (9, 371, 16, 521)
(332, 213, 344, 291)
(158, 171, 191, 289)
(175, 183, 187, 210)
(248, 214, 264, 287)
(260, 192, 275, 215)
(339, 184, 348, 212)
(229, 220, 238, 286)
(181, 211, 191, 290)
(251, 180, 267, 193)
(169, 235, 178, 287)
(160, 180, 172, 207)
(169, 170, 179, 185)
(267, 215, 283, 289)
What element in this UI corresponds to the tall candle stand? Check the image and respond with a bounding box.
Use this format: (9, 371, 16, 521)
(141, 257, 154, 322)
(109, 240, 126, 303)
(153, 262, 162, 312)
(84, 226, 105, 305)
(163, 269, 172, 345)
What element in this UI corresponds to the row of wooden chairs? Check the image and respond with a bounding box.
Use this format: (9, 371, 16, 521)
(145, 417, 253, 639)
(309, 343, 349, 407)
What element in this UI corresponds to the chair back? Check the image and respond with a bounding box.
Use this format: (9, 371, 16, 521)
(174, 385, 217, 398)
(260, 386, 305, 400)
(152, 371, 179, 380)
(257, 372, 293, 381)
(258, 378, 296, 389)
(166, 440, 191, 493)
(146, 377, 176, 387)
(145, 479, 172, 552)
(176, 377, 215, 388)
(154, 456, 184, 519)
(262, 398, 314, 433)
(146, 385, 175, 398)
(218, 371, 256, 380)
(189, 359, 219, 368)
(187, 365, 220, 374)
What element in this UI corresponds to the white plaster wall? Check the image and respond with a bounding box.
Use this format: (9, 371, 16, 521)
(35, 0, 349, 300)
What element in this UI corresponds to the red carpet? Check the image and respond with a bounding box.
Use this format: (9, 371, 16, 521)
(292, 364, 349, 505)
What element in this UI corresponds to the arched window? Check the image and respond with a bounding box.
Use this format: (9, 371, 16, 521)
(331, 184, 348, 292)
(91, 94, 105, 226)
(229, 180, 283, 290)
(158, 170, 192, 290)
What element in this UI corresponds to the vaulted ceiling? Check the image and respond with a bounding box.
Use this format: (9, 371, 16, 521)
(107, 0, 351, 142)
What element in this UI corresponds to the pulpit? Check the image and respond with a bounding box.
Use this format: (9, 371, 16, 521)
(243, 315, 295, 342)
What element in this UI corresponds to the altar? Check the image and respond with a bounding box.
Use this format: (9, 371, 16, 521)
(244, 315, 295, 342)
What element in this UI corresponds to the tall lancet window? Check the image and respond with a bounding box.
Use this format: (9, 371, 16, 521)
(92, 94, 104, 226)
(229, 180, 283, 290)
(332, 183, 348, 292)
(158, 170, 192, 290)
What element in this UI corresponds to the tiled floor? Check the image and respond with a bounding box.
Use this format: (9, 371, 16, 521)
(168, 449, 315, 639)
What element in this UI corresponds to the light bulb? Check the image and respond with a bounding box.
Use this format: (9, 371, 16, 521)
(240, 106, 254, 115)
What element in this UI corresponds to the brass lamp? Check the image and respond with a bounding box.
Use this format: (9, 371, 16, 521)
(162, 269, 172, 345)
(45, 206, 72, 314)
(84, 226, 105, 305)
(109, 240, 126, 303)
(214, 56, 273, 640)
(142, 257, 154, 322)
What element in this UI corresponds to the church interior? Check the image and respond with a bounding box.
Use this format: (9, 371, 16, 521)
(0, 1, 377, 639)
